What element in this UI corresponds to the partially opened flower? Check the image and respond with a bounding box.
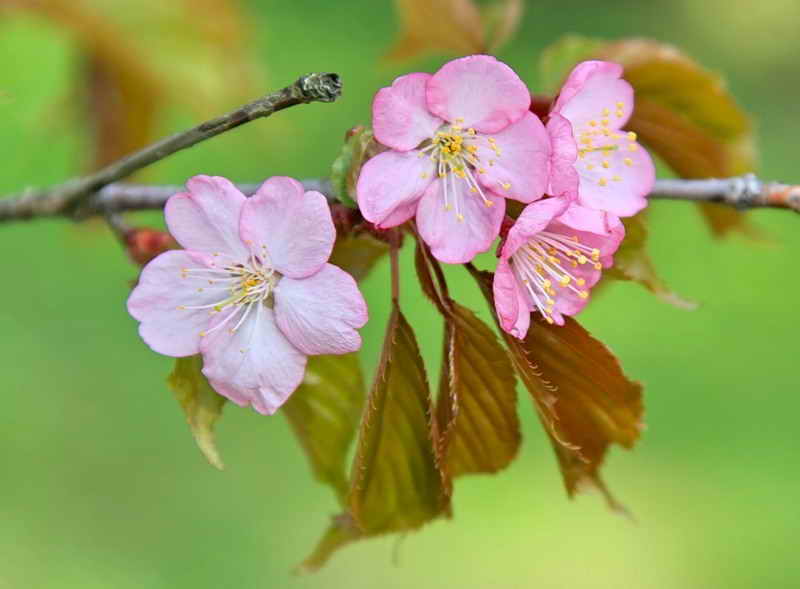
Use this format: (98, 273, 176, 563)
(494, 196, 624, 338)
(128, 175, 368, 415)
(548, 61, 655, 217)
(357, 54, 550, 263)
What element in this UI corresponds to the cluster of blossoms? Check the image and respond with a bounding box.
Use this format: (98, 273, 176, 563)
(357, 55, 654, 336)
(128, 55, 653, 414)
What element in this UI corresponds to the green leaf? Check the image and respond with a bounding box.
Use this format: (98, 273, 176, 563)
(329, 233, 389, 283)
(605, 212, 697, 310)
(167, 356, 227, 471)
(300, 303, 447, 571)
(330, 127, 382, 208)
(471, 269, 643, 511)
(349, 303, 446, 532)
(539, 34, 604, 95)
(437, 302, 520, 477)
(282, 353, 365, 503)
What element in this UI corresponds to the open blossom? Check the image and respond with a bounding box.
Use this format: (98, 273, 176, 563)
(127, 175, 368, 415)
(357, 54, 550, 264)
(493, 196, 624, 338)
(547, 61, 655, 217)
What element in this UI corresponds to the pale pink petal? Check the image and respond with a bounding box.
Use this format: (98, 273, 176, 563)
(552, 61, 633, 132)
(356, 150, 434, 228)
(546, 113, 579, 199)
(373, 73, 443, 151)
(416, 178, 505, 263)
(476, 112, 550, 204)
(427, 55, 530, 133)
(574, 136, 654, 217)
(240, 177, 335, 279)
(494, 258, 531, 339)
(164, 175, 248, 260)
(273, 264, 367, 356)
(200, 305, 307, 415)
(127, 250, 220, 357)
(502, 196, 571, 258)
(550, 206, 625, 267)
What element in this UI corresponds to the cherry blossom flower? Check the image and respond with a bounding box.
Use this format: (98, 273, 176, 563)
(357, 54, 550, 264)
(493, 196, 624, 338)
(127, 175, 368, 415)
(548, 61, 655, 217)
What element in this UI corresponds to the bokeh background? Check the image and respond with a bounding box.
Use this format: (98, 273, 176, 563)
(1, 0, 799, 587)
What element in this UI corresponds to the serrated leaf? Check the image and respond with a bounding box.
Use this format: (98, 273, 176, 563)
(300, 304, 447, 570)
(167, 355, 226, 470)
(349, 304, 446, 532)
(437, 302, 520, 477)
(471, 269, 643, 510)
(329, 233, 389, 283)
(385, 0, 486, 60)
(282, 353, 365, 503)
(606, 213, 697, 310)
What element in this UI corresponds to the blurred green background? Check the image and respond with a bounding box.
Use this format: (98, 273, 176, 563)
(1, 0, 799, 587)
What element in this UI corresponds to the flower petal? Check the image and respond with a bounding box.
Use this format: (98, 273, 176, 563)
(416, 177, 505, 263)
(240, 176, 335, 279)
(200, 304, 307, 415)
(127, 250, 220, 357)
(476, 112, 550, 204)
(356, 150, 434, 228)
(574, 136, 654, 217)
(274, 264, 367, 356)
(501, 196, 571, 258)
(427, 55, 530, 133)
(164, 175, 248, 260)
(552, 61, 633, 132)
(373, 73, 443, 151)
(546, 113, 579, 199)
(494, 258, 531, 339)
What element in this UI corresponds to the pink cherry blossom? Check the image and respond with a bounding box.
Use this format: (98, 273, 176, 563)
(127, 175, 368, 415)
(548, 61, 655, 217)
(493, 196, 625, 338)
(357, 55, 550, 264)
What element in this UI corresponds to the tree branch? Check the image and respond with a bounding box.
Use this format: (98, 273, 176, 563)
(0, 72, 341, 222)
(648, 174, 800, 213)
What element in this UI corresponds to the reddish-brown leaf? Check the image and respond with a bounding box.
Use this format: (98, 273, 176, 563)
(385, 0, 486, 60)
(329, 233, 389, 283)
(471, 268, 643, 510)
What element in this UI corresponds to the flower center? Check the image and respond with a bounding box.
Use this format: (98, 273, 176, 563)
(575, 102, 640, 187)
(418, 119, 503, 222)
(509, 232, 601, 324)
(177, 249, 280, 337)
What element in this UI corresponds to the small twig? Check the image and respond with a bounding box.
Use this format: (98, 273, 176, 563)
(0, 72, 341, 222)
(648, 174, 800, 213)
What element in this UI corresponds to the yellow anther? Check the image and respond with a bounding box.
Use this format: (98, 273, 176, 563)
(546, 298, 555, 305)
(624, 157, 633, 166)
(616, 101, 625, 108)
(589, 120, 598, 127)
(594, 262, 602, 270)
(467, 128, 476, 135)
(478, 168, 486, 174)
(421, 172, 429, 179)
(559, 275, 571, 286)
(598, 178, 608, 187)
(488, 137, 496, 143)
(612, 175, 622, 182)
(438, 171, 447, 178)
(602, 160, 610, 169)
(469, 187, 478, 193)
(577, 255, 587, 264)
(485, 200, 494, 207)
(542, 279, 552, 288)
(616, 109, 624, 118)
(628, 143, 638, 151)
(199, 331, 207, 337)
(602, 108, 610, 116)
(546, 316, 555, 325)
(578, 291, 589, 299)
(576, 278, 586, 287)
(502, 182, 511, 190)
(457, 214, 465, 222)
(591, 248, 600, 261)
(627, 131, 637, 141)
(587, 164, 595, 171)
